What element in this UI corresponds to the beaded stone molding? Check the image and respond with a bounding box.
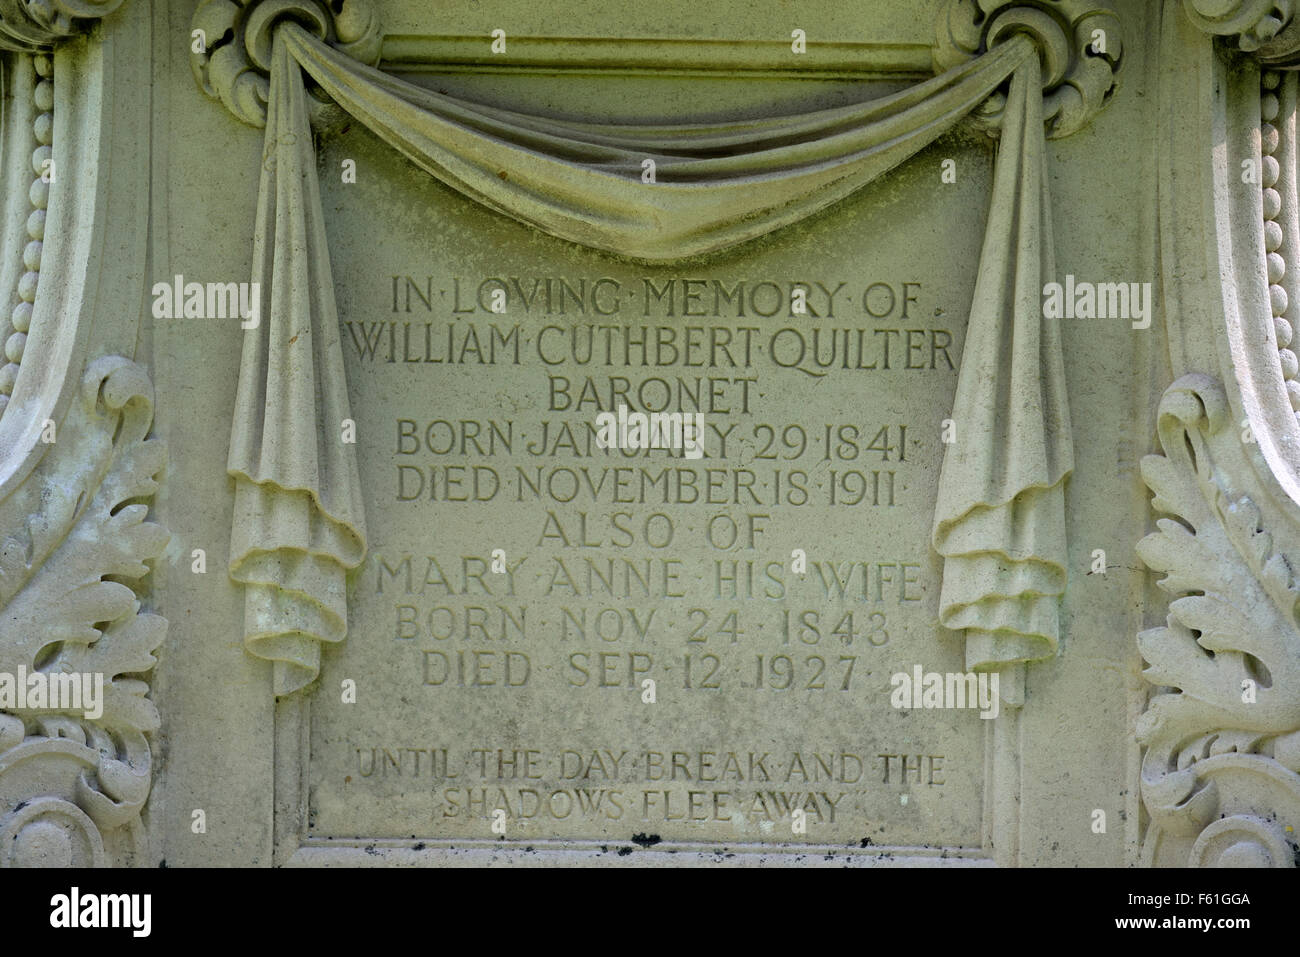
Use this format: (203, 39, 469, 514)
(0, 52, 51, 416)
(1259, 68, 1300, 427)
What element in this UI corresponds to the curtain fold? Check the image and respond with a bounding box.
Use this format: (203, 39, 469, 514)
(228, 31, 366, 697)
(931, 53, 1073, 671)
(229, 21, 1073, 694)
(281, 25, 1036, 261)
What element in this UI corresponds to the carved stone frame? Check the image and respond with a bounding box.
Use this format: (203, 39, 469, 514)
(0, 6, 152, 490)
(0, 2, 163, 868)
(1136, 0, 1300, 868)
(257, 16, 1063, 870)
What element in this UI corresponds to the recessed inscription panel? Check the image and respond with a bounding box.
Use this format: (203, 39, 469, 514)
(308, 110, 993, 849)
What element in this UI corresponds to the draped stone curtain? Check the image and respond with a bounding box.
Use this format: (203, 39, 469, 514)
(932, 53, 1071, 670)
(230, 20, 1071, 694)
(229, 33, 365, 696)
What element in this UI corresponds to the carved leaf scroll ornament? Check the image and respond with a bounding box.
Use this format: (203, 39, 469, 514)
(0, 0, 125, 52)
(1182, 0, 1294, 52)
(1137, 374, 1300, 867)
(0, 357, 168, 867)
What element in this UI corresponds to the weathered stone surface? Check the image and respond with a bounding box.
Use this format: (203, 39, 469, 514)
(1, 0, 1299, 870)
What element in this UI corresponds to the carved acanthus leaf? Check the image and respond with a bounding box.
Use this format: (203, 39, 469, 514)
(0, 358, 167, 734)
(0, 357, 168, 867)
(1137, 374, 1300, 866)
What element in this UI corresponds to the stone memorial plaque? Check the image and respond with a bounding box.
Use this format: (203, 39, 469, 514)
(310, 129, 989, 850)
(3, 0, 1300, 874)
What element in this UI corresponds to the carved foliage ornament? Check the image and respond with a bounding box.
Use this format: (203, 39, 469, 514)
(934, 0, 1123, 137)
(1138, 375, 1300, 867)
(0, 0, 124, 52)
(190, 0, 381, 127)
(0, 358, 168, 866)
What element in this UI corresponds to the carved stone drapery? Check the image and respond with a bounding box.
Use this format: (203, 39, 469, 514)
(191, 2, 1122, 713)
(930, 0, 1120, 675)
